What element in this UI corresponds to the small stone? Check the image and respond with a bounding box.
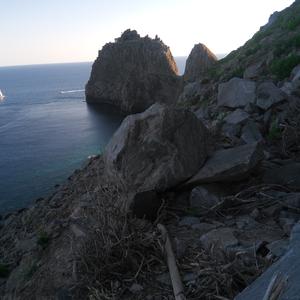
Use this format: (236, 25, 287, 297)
(191, 222, 217, 232)
(70, 224, 86, 238)
(241, 121, 263, 144)
(179, 216, 201, 227)
(250, 208, 260, 219)
(183, 272, 198, 283)
(224, 109, 249, 125)
(200, 227, 238, 251)
(190, 186, 220, 210)
(235, 216, 257, 230)
(129, 283, 144, 293)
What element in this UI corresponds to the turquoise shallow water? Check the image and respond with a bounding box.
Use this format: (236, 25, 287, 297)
(0, 62, 123, 214)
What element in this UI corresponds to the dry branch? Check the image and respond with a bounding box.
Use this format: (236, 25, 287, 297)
(157, 223, 186, 300)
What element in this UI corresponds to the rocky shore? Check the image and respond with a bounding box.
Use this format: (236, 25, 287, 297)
(1, 1, 300, 299)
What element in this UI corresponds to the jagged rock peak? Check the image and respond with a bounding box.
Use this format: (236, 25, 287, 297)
(86, 29, 179, 114)
(184, 43, 217, 82)
(116, 29, 141, 42)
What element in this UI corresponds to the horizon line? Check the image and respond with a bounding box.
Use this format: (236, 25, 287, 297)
(0, 53, 228, 69)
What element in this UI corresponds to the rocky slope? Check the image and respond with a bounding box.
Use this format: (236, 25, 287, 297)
(212, 0, 300, 82)
(85, 29, 180, 114)
(1, 1, 300, 299)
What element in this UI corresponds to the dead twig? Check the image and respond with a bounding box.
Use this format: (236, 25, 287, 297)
(158, 223, 186, 300)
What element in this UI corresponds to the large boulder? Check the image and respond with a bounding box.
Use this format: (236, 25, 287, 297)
(183, 43, 217, 82)
(217, 78, 256, 108)
(184, 143, 264, 187)
(256, 81, 286, 110)
(103, 103, 209, 193)
(85, 29, 180, 113)
(235, 222, 300, 300)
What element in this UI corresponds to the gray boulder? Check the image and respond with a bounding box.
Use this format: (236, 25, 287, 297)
(184, 143, 264, 186)
(224, 109, 249, 125)
(104, 103, 209, 193)
(218, 78, 256, 108)
(184, 43, 217, 82)
(256, 81, 286, 110)
(243, 62, 263, 79)
(235, 222, 300, 300)
(85, 30, 179, 113)
(241, 120, 263, 144)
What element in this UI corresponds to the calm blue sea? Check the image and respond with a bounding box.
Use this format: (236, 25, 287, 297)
(0, 58, 187, 215)
(0, 62, 125, 215)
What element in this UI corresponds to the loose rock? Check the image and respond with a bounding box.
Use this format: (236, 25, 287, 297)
(217, 78, 256, 108)
(104, 103, 209, 194)
(185, 143, 264, 186)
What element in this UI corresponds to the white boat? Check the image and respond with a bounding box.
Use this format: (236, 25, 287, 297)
(0, 89, 5, 100)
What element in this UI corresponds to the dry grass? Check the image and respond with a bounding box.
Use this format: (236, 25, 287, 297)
(74, 183, 164, 299)
(179, 246, 271, 300)
(72, 182, 281, 299)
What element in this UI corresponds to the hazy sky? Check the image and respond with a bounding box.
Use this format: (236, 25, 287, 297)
(0, 0, 294, 67)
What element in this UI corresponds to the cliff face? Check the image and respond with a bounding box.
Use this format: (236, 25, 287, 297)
(183, 43, 217, 82)
(85, 29, 180, 114)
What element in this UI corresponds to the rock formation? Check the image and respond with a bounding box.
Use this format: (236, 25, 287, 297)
(85, 29, 180, 114)
(183, 43, 217, 82)
(103, 103, 208, 194)
(2, 1, 300, 299)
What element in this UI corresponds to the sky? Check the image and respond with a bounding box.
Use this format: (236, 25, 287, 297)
(0, 0, 295, 67)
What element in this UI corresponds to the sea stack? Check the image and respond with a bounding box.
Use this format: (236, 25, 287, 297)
(184, 43, 217, 82)
(85, 29, 180, 114)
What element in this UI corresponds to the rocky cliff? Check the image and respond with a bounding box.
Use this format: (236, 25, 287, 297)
(85, 29, 180, 113)
(183, 43, 217, 82)
(1, 1, 300, 299)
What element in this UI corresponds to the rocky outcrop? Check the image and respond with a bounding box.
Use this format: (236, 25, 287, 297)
(184, 43, 217, 82)
(85, 29, 180, 114)
(103, 103, 209, 194)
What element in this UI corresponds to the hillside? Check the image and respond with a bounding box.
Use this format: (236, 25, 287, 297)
(1, 1, 300, 299)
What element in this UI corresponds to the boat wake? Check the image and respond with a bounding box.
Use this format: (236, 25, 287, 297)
(0, 89, 5, 101)
(60, 89, 84, 94)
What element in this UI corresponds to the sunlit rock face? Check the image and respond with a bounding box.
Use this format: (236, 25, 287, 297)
(86, 29, 180, 114)
(184, 43, 217, 82)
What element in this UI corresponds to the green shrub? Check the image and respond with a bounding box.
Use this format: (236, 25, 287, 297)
(274, 35, 300, 57)
(37, 231, 50, 248)
(268, 120, 281, 140)
(0, 264, 9, 278)
(284, 15, 300, 30)
(270, 55, 300, 80)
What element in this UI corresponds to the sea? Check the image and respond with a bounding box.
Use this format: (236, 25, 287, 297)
(0, 59, 187, 215)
